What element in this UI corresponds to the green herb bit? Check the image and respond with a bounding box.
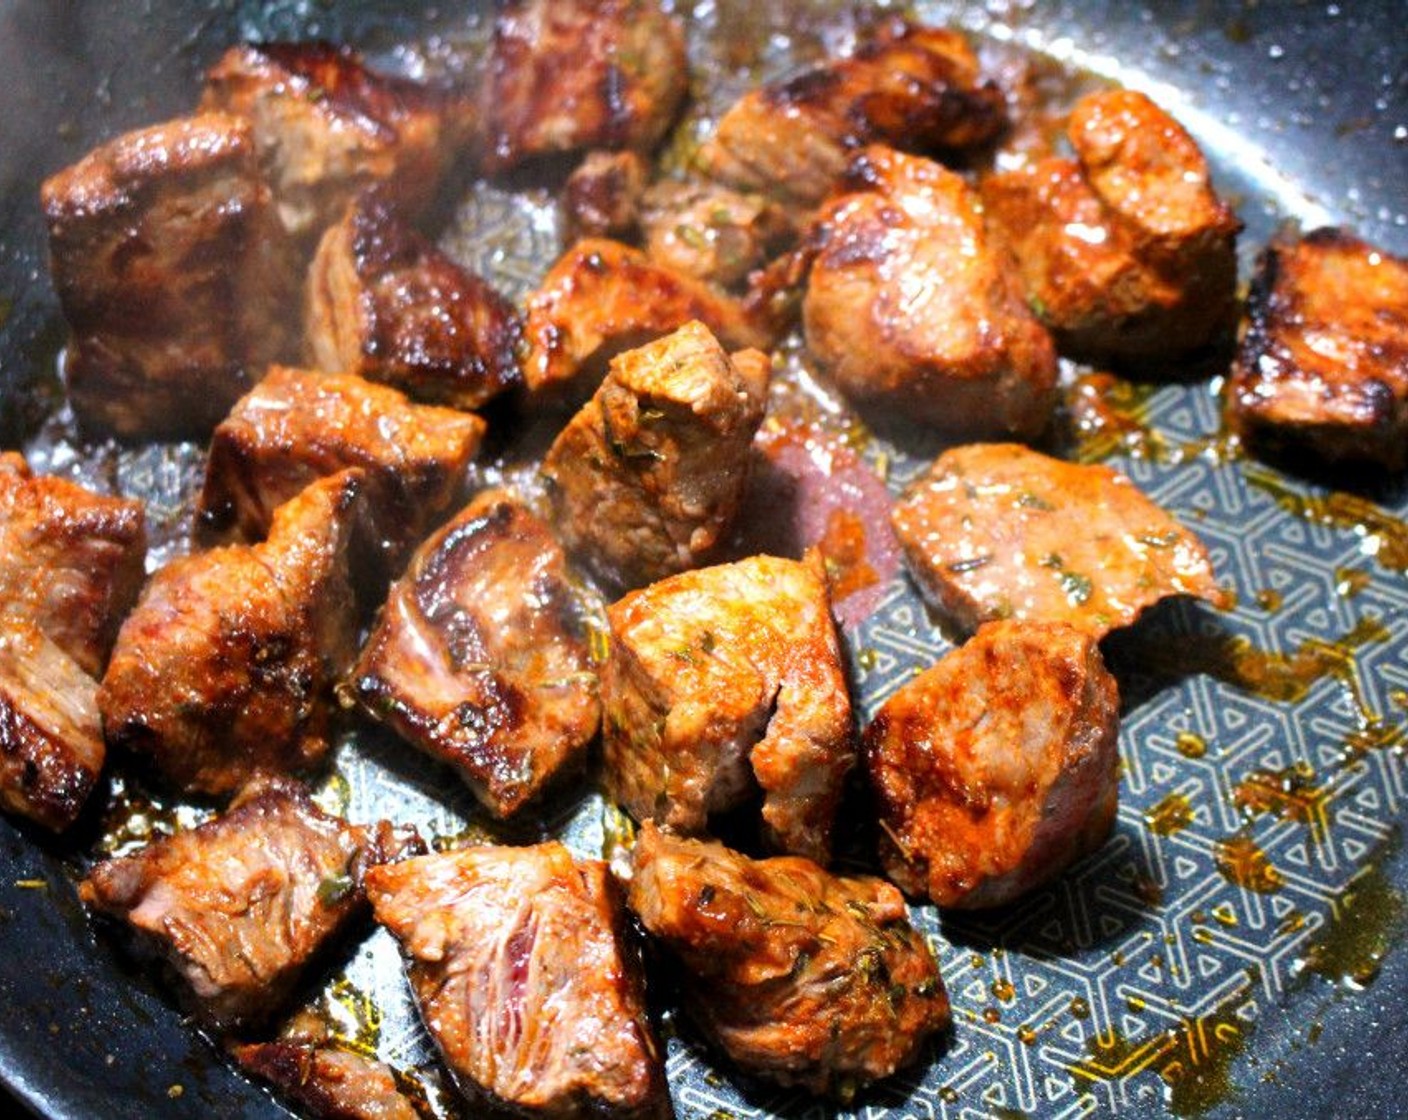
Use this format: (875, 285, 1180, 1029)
(317, 873, 354, 906)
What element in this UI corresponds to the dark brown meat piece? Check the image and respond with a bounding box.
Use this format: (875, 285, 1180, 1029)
(627, 824, 949, 1100)
(483, 0, 688, 174)
(890, 443, 1221, 638)
(982, 89, 1240, 366)
(698, 21, 1005, 210)
(522, 238, 771, 402)
(803, 145, 1057, 438)
(41, 113, 297, 439)
(202, 42, 464, 244)
(306, 191, 522, 411)
(864, 620, 1120, 908)
(0, 452, 146, 678)
(562, 150, 648, 243)
(199, 366, 483, 569)
(1228, 228, 1408, 469)
(351, 489, 599, 819)
(541, 322, 769, 591)
(366, 842, 670, 1120)
(601, 553, 853, 862)
(640, 180, 796, 291)
(80, 775, 419, 1031)
(101, 471, 365, 797)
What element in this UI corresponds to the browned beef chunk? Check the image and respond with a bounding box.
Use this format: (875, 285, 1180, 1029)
(698, 21, 1004, 210)
(306, 192, 522, 411)
(41, 113, 297, 439)
(366, 842, 670, 1120)
(982, 89, 1240, 366)
(562, 150, 648, 243)
(890, 443, 1221, 637)
(199, 366, 483, 569)
(101, 471, 365, 797)
(1228, 228, 1408, 469)
(233, 1009, 424, 1120)
(80, 775, 420, 1031)
(627, 824, 949, 1101)
(351, 489, 599, 819)
(640, 180, 796, 291)
(0, 453, 146, 678)
(483, 0, 687, 174)
(202, 42, 464, 244)
(522, 238, 771, 402)
(0, 622, 105, 832)
(601, 553, 853, 862)
(803, 145, 1056, 438)
(541, 322, 768, 591)
(864, 620, 1120, 908)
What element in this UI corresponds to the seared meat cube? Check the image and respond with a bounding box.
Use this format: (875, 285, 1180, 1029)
(1228, 228, 1408, 469)
(101, 471, 365, 797)
(0, 452, 145, 678)
(199, 366, 483, 567)
(483, 0, 687, 174)
(982, 89, 1240, 366)
(699, 22, 1004, 210)
(890, 443, 1221, 637)
(80, 775, 419, 1031)
(640, 180, 796, 291)
(41, 113, 296, 439)
(562, 150, 648, 243)
(0, 622, 105, 832)
(601, 553, 853, 862)
(865, 620, 1120, 908)
(523, 238, 771, 401)
(351, 489, 599, 819)
(202, 42, 462, 243)
(234, 1008, 423, 1120)
(306, 191, 522, 411)
(803, 146, 1057, 439)
(628, 823, 949, 1100)
(366, 842, 670, 1120)
(542, 322, 769, 590)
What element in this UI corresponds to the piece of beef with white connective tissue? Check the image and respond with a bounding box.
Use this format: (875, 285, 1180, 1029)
(366, 841, 671, 1119)
(803, 146, 1057, 439)
(890, 443, 1222, 638)
(542, 321, 769, 591)
(351, 489, 599, 819)
(102, 471, 365, 798)
(199, 365, 484, 571)
(601, 553, 853, 862)
(81, 775, 420, 1032)
(865, 620, 1121, 909)
(698, 20, 1005, 211)
(627, 824, 949, 1101)
(306, 192, 522, 411)
(1228, 228, 1408, 469)
(482, 0, 688, 174)
(42, 113, 298, 439)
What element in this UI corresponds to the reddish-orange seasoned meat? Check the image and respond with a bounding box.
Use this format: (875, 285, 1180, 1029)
(366, 842, 670, 1119)
(102, 472, 365, 797)
(890, 443, 1221, 637)
(81, 776, 420, 1031)
(601, 554, 853, 862)
(482, 0, 687, 174)
(864, 620, 1120, 908)
(351, 490, 599, 819)
(804, 146, 1056, 438)
(628, 824, 949, 1100)
(41, 113, 297, 439)
(562, 150, 648, 243)
(1228, 228, 1408, 468)
(542, 322, 769, 590)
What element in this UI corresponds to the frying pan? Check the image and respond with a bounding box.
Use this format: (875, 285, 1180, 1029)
(0, 1, 1406, 1117)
